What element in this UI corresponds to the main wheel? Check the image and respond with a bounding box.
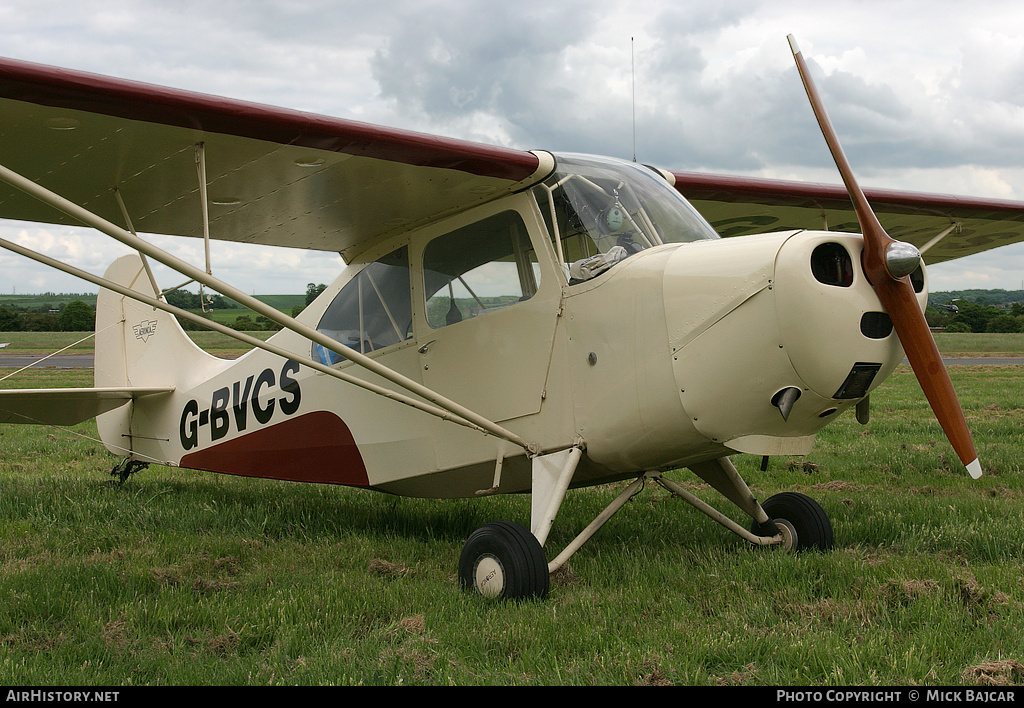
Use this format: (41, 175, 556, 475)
(754, 492, 834, 552)
(458, 521, 550, 600)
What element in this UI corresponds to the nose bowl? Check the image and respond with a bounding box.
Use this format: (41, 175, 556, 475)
(774, 232, 920, 401)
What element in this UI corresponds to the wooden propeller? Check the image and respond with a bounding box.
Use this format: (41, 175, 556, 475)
(788, 35, 982, 478)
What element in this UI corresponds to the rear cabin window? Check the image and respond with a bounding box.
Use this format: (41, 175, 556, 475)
(422, 211, 540, 329)
(312, 247, 412, 364)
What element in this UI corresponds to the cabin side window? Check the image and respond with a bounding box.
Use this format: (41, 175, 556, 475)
(422, 210, 540, 330)
(312, 246, 412, 364)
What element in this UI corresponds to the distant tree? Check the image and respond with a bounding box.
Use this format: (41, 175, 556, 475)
(926, 305, 955, 329)
(229, 315, 263, 331)
(163, 289, 201, 310)
(950, 301, 1000, 333)
(21, 312, 58, 331)
(163, 289, 236, 311)
(305, 282, 327, 306)
(58, 300, 95, 331)
(177, 311, 213, 331)
(987, 314, 1021, 333)
(255, 316, 282, 331)
(0, 306, 21, 331)
(206, 294, 237, 309)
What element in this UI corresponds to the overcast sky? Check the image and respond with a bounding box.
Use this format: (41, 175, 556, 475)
(3, 0, 1024, 295)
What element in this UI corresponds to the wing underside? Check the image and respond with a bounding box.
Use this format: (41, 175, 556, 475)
(0, 57, 550, 262)
(671, 171, 1024, 265)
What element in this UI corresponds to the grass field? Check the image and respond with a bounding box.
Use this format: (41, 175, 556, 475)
(4, 331, 1024, 363)
(1, 336, 1023, 685)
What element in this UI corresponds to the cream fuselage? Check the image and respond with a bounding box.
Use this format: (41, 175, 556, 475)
(97, 186, 921, 498)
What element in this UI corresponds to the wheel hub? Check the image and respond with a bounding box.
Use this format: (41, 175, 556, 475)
(773, 517, 797, 551)
(473, 554, 506, 598)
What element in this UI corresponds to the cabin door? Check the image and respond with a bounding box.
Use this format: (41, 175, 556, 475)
(414, 203, 560, 423)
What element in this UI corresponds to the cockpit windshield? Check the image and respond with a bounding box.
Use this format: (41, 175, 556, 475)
(534, 153, 719, 282)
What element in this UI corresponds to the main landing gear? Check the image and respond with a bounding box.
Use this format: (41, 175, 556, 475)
(457, 452, 834, 600)
(755, 491, 834, 552)
(458, 521, 550, 600)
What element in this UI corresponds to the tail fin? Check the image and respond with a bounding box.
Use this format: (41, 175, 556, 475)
(94, 254, 220, 453)
(95, 254, 217, 390)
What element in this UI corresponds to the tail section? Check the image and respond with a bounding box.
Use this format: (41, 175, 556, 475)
(94, 254, 221, 453)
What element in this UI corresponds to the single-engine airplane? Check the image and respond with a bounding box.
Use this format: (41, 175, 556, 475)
(1, 37, 1023, 599)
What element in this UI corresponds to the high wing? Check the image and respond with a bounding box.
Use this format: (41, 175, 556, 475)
(0, 57, 552, 263)
(3, 55, 1024, 267)
(670, 171, 1024, 264)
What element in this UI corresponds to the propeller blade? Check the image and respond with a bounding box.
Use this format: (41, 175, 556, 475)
(788, 35, 981, 479)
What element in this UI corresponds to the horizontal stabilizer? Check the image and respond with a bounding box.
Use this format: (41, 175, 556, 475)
(0, 387, 174, 425)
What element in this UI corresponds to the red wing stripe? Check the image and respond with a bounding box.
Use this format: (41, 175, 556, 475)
(0, 56, 539, 182)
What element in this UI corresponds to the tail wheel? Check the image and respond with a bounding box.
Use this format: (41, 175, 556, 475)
(458, 521, 549, 600)
(754, 492, 834, 552)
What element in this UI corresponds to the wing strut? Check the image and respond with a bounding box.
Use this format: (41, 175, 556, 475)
(0, 233, 515, 441)
(0, 161, 537, 453)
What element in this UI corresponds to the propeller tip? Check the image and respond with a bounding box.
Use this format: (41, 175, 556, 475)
(788, 34, 801, 55)
(966, 459, 982, 479)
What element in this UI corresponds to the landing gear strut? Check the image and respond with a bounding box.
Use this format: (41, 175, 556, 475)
(458, 454, 834, 600)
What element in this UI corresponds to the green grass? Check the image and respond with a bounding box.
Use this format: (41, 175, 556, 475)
(1, 354, 1023, 685)
(932, 332, 1024, 356)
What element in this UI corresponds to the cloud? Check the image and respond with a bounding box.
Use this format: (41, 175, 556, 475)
(2, 0, 1024, 293)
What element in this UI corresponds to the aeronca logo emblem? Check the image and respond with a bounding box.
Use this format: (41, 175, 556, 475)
(133, 320, 158, 342)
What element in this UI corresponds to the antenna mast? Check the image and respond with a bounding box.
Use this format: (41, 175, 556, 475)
(631, 37, 637, 162)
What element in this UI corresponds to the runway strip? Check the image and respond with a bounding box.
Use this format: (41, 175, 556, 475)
(0, 354, 98, 369)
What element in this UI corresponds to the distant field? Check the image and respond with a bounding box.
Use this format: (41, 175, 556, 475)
(0, 293, 304, 336)
(931, 332, 1024, 355)
(0, 293, 303, 308)
(0, 329, 274, 356)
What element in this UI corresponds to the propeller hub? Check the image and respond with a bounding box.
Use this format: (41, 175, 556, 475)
(884, 240, 922, 279)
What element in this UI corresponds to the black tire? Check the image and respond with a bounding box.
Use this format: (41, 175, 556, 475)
(458, 521, 550, 600)
(754, 492, 834, 552)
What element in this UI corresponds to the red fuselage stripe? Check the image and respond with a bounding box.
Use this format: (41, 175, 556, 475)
(179, 410, 370, 486)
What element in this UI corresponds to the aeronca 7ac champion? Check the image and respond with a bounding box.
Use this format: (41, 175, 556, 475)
(1, 37, 1023, 599)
